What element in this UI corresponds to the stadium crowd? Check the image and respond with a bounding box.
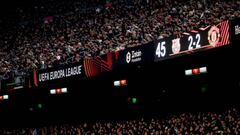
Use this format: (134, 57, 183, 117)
(0, 108, 240, 134)
(0, 0, 240, 79)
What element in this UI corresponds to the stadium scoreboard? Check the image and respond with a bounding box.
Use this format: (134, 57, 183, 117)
(27, 18, 239, 88)
(154, 20, 230, 61)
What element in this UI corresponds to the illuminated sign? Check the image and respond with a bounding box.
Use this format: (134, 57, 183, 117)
(50, 88, 68, 94)
(39, 65, 82, 82)
(126, 50, 142, 64)
(185, 67, 207, 76)
(235, 25, 240, 35)
(154, 20, 230, 62)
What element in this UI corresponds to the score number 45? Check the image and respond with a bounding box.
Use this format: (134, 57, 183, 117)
(156, 41, 166, 58)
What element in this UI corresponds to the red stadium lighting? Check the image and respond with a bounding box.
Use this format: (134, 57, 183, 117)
(0, 95, 9, 100)
(56, 88, 61, 94)
(120, 80, 127, 86)
(50, 88, 68, 94)
(192, 68, 200, 75)
(185, 67, 207, 76)
(127, 98, 131, 103)
(114, 79, 127, 87)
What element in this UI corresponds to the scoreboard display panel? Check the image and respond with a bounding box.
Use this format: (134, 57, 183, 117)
(113, 43, 155, 67)
(32, 62, 86, 88)
(231, 17, 240, 45)
(154, 20, 230, 62)
(27, 18, 236, 89)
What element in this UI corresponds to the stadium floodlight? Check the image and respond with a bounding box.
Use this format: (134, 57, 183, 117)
(185, 67, 207, 76)
(200, 67, 207, 73)
(50, 88, 68, 94)
(185, 69, 192, 76)
(61, 88, 68, 93)
(3, 95, 9, 100)
(50, 89, 56, 94)
(114, 81, 120, 86)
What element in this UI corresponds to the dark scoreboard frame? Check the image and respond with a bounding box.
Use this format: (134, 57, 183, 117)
(154, 20, 230, 62)
(28, 18, 239, 88)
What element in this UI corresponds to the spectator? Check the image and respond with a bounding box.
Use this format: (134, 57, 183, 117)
(0, 0, 239, 78)
(1, 108, 240, 134)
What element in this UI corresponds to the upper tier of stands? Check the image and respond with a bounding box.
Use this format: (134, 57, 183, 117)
(0, 0, 239, 79)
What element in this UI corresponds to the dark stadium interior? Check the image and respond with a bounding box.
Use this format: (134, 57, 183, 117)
(0, 0, 240, 134)
(1, 43, 239, 127)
